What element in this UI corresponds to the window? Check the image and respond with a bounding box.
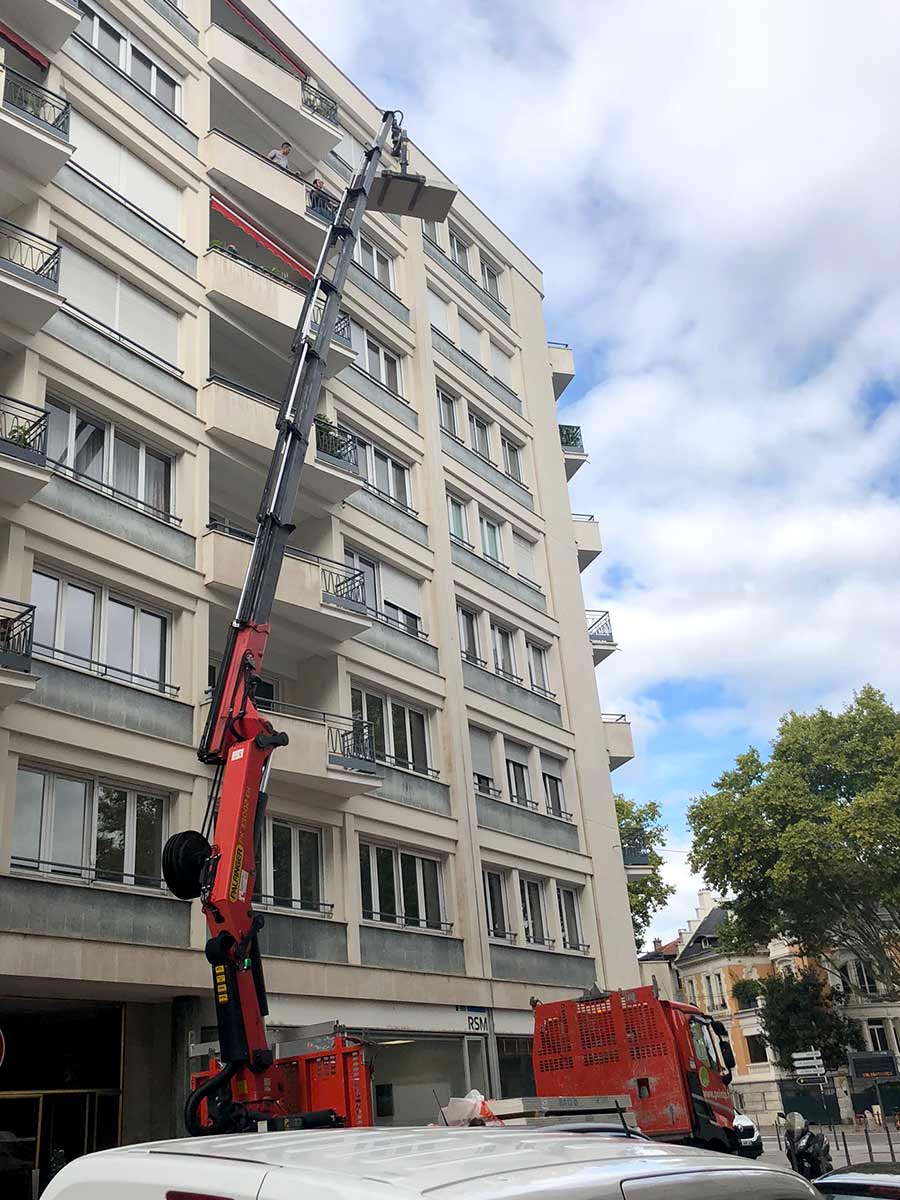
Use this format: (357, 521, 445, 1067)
(13, 764, 166, 886)
(46, 397, 173, 516)
(422, 219, 439, 244)
(364, 334, 400, 393)
(447, 493, 469, 543)
(557, 885, 584, 950)
(359, 842, 444, 930)
(712, 973, 726, 1008)
(428, 289, 449, 334)
(32, 566, 169, 689)
(357, 236, 392, 288)
(469, 412, 492, 460)
(855, 961, 879, 994)
(459, 316, 482, 361)
(458, 605, 480, 664)
(480, 257, 501, 301)
(483, 869, 510, 938)
(542, 761, 567, 819)
(502, 436, 523, 483)
(689, 1018, 717, 1068)
(469, 726, 495, 796)
(513, 532, 537, 582)
(868, 1021, 890, 1053)
(520, 876, 549, 945)
(59, 244, 178, 366)
(491, 342, 512, 387)
(351, 686, 430, 774)
(208, 660, 275, 710)
(480, 514, 503, 563)
(76, 2, 182, 114)
(437, 387, 457, 435)
(449, 227, 470, 274)
(528, 642, 550, 694)
(70, 111, 180, 232)
(258, 819, 322, 912)
(354, 434, 411, 509)
(506, 744, 532, 808)
(686, 977, 697, 1005)
(491, 621, 517, 680)
(345, 544, 420, 633)
(336, 126, 365, 169)
(745, 1034, 769, 1065)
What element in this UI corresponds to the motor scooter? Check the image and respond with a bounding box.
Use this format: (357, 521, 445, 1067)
(780, 1111, 834, 1179)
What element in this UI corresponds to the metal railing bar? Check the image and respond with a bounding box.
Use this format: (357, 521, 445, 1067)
(33, 642, 178, 694)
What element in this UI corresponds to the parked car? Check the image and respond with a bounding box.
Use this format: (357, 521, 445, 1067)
(42, 1126, 821, 1200)
(817, 1161, 900, 1196)
(733, 1111, 764, 1158)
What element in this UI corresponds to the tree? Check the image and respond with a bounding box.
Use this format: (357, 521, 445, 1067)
(688, 686, 900, 993)
(615, 794, 675, 948)
(755, 968, 864, 1071)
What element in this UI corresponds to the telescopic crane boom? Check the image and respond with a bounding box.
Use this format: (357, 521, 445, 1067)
(161, 111, 453, 1135)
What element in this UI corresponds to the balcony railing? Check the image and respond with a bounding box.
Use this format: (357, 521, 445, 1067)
(10, 857, 166, 889)
(310, 299, 351, 347)
(376, 750, 439, 779)
(262, 699, 376, 765)
(3, 69, 71, 137)
(586, 610, 615, 643)
(0, 218, 60, 284)
(489, 928, 517, 942)
(559, 424, 585, 453)
(0, 395, 48, 460)
(0, 597, 35, 671)
(572, 512, 596, 523)
(473, 775, 502, 799)
(602, 712, 628, 723)
(622, 849, 651, 867)
(49, 460, 181, 526)
(314, 416, 358, 467)
(301, 80, 338, 126)
(363, 910, 453, 934)
(307, 184, 339, 223)
(33, 642, 177, 694)
(255, 894, 334, 915)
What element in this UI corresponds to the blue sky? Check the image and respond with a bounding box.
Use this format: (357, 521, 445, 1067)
(284, 0, 900, 944)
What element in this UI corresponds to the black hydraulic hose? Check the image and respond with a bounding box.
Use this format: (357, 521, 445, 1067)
(185, 1060, 239, 1136)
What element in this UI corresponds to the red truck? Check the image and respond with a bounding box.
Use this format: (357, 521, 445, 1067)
(532, 985, 739, 1152)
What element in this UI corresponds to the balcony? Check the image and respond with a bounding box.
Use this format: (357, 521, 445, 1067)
(0, 596, 38, 707)
(0, 68, 73, 199)
(572, 513, 602, 571)
(204, 130, 338, 265)
(622, 849, 654, 880)
(207, 24, 342, 163)
(204, 247, 354, 377)
(264, 702, 381, 797)
(559, 423, 588, 480)
(203, 378, 362, 507)
(603, 713, 635, 770)
(2, 0, 81, 55)
(0, 218, 62, 332)
(0, 395, 51, 505)
(202, 523, 370, 644)
(586, 610, 617, 665)
(549, 341, 575, 400)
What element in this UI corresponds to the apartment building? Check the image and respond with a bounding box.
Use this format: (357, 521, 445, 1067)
(0, 0, 638, 1181)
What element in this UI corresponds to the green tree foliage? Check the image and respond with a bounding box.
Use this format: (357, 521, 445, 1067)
(756, 968, 864, 1070)
(688, 686, 900, 992)
(615, 794, 675, 948)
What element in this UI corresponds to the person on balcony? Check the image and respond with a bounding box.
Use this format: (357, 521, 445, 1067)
(267, 141, 292, 169)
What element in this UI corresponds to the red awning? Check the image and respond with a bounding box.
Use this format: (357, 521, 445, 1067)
(210, 196, 313, 280)
(0, 23, 50, 70)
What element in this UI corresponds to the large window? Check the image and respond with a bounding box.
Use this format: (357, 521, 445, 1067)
(855, 961, 879, 994)
(32, 566, 170, 690)
(483, 868, 510, 939)
(505, 744, 531, 808)
(46, 396, 173, 516)
(437, 387, 457, 435)
(542, 758, 568, 819)
(70, 111, 180, 231)
(359, 842, 445, 930)
(491, 621, 517, 680)
(469, 412, 492, 460)
(457, 605, 480, 664)
(520, 876, 549, 946)
(480, 513, 504, 563)
(76, 1, 181, 114)
(480, 257, 501, 301)
(351, 685, 430, 774)
(557, 885, 585, 950)
(13, 765, 166, 885)
(257, 818, 322, 912)
(59, 244, 179, 366)
(868, 1020, 891, 1053)
(356, 235, 393, 288)
(502, 436, 523, 483)
(447, 493, 469, 543)
(353, 434, 411, 509)
(449, 227, 470, 274)
(364, 333, 401, 393)
(469, 726, 496, 796)
(344, 544, 421, 634)
(528, 642, 550, 695)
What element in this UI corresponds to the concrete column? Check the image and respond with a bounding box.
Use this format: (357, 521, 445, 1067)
(171, 996, 201, 1139)
(122, 1002, 175, 1144)
(343, 812, 361, 964)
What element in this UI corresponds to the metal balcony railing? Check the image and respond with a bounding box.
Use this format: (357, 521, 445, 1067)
(622, 849, 650, 867)
(11, 856, 166, 888)
(310, 299, 351, 347)
(49, 460, 181, 526)
(3, 69, 71, 137)
(306, 184, 339, 223)
(602, 712, 628, 723)
(572, 512, 596, 523)
(0, 395, 48, 460)
(586, 610, 615, 643)
(488, 928, 517, 942)
(33, 642, 177, 694)
(362, 910, 453, 933)
(262, 699, 376, 766)
(0, 597, 35, 671)
(0, 217, 60, 284)
(314, 416, 357, 467)
(558, 423, 585, 453)
(301, 80, 339, 126)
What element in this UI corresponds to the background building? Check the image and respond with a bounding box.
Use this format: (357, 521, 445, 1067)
(0, 0, 639, 1185)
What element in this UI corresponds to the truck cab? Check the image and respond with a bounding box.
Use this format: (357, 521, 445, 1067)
(664, 1001, 737, 1149)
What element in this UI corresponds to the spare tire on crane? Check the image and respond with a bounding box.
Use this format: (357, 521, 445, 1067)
(163, 829, 211, 899)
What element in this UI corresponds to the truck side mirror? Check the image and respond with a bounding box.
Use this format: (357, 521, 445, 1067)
(720, 1041, 736, 1071)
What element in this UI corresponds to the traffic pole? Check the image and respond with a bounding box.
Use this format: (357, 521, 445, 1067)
(841, 1130, 850, 1166)
(864, 1122, 874, 1162)
(884, 1119, 896, 1163)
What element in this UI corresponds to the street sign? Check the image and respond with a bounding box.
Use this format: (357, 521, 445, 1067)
(792, 1048, 825, 1077)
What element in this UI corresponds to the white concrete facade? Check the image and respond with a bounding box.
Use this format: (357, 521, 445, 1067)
(0, 0, 639, 1152)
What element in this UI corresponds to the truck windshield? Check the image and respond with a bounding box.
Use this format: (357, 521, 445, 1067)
(689, 1018, 721, 1070)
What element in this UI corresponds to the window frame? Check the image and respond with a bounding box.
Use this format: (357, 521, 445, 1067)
(351, 684, 433, 776)
(257, 815, 325, 914)
(520, 875, 551, 947)
(46, 395, 174, 519)
(76, 0, 183, 116)
(448, 226, 471, 275)
(32, 564, 171, 691)
(527, 641, 551, 696)
(359, 840, 447, 931)
(479, 513, 504, 564)
(868, 1020, 890, 1053)
(363, 331, 402, 395)
(356, 234, 393, 289)
(437, 387, 458, 437)
(556, 884, 586, 951)
(457, 604, 481, 664)
(12, 763, 168, 887)
(490, 620, 518, 681)
(483, 868, 511, 940)
(506, 757, 533, 809)
(468, 411, 493, 461)
(543, 769, 569, 821)
(447, 492, 470, 545)
(480, 256, 502, 302)
(353, 433, 412, 510)
(501, 435, 523, 484)
(855, 960, 879, 994)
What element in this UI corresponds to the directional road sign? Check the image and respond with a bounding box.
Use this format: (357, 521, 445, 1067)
(792, 1048, 825, 1076)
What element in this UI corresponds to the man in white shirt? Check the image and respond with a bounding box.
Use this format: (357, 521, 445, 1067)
(267, 141, 292, 170)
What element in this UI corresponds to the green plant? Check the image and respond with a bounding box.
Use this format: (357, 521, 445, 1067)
(731, 977, 762, 1009)
(4, 422, 31, 447)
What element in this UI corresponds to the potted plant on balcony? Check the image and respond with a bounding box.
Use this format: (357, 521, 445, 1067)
(4, 422, 32, 448)
(731, 977, 762, 1010)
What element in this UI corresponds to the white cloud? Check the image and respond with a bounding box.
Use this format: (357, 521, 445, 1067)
(283, 0, 900, 933)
